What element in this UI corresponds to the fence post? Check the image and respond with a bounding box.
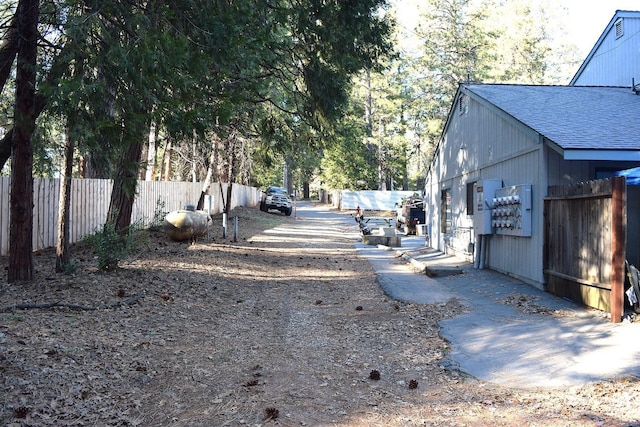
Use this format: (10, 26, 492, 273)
(610, 176, 626, 323)
(222, 213, 227, 238)
(233, 216, 238, 242)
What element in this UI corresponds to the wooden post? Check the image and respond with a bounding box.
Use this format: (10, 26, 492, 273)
(610, 176, 626, 323)
(233, 216, 238, 242)
(222, 213, 227, 238)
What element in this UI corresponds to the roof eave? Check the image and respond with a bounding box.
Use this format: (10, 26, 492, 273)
(563, 149, 640, 161)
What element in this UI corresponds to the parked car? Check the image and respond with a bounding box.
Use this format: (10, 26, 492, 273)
(260, 186, 293, 216)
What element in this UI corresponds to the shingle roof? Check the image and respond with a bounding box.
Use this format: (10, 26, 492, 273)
(465, 84, 640, 153)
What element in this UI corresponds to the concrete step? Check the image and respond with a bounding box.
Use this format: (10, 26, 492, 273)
(425, 265, 463, 277)
(362, 234, 402, 247)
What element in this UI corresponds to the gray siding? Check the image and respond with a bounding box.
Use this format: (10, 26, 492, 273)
(546, 148, 590, 185)
(480, 149, 543, 285)
(572, 17, 640, 87)
(425, 91, 546, 287)
(546, 148, 640, 186)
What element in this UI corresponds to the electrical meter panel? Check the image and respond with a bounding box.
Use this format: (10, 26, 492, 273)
(474, 179, 503, 235)
(492, 184, 532, 237)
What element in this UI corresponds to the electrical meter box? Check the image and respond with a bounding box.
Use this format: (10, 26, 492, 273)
(474, 179, 502, 235)
(492, 184, 532, 237)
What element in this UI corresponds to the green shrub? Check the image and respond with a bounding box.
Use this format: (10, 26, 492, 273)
(85, 220, 138, 271)
(148, 198, 168, 231)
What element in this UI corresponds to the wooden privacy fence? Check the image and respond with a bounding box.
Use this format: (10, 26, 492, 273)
(0, 178, 260, 256)
(543, 177, 626, 323)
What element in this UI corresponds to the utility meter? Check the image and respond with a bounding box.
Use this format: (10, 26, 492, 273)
(474, 179, 502, 235)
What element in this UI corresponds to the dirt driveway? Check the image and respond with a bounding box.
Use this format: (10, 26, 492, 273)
(1, 203, 639, 426)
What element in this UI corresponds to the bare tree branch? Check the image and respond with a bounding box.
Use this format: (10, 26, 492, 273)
(2, 291, 146, 312)
(0, 12, 18, 94)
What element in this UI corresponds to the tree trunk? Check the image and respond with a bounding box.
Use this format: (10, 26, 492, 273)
(57, 47, 85, 271)
(219, 182, 226, 212)
(225, 182, 233, 215)
(237, 134, 251, 185)
(161, 138, 173, 181)
(0, 40, 69, 170)
(197, 151, 215, 210)
(0, 92, 46, 170)
(190, 130, 198, 183)
(108, 140, 144, 232)
(224, 134, 236, 214)
(56, 124, 75, 272)
(282, 161, 289, 193)
(213, 133, 225, 182)
(145, 121, 157, 181)
(364, 69, 373, 137)
(8, 0, 39, 283)
(0, 129, 13, 170)
(377, 142, 386, 190)
(0, 13, 18, 95)
(107, 112, 146, 232)
(303, 181, 310, 199)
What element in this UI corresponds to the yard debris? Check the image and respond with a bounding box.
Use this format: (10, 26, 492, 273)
(1, 291, 145, 312)
(497, 294, 569, 316)
(369, 369, 381, 380)
(244, 378, 259, 387)
(13, 406, 28, 419)
(264, 407, 279, 421)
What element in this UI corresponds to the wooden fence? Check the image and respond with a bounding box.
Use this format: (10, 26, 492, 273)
(0, 178, 260, 256)
(543, 177, 626, 322)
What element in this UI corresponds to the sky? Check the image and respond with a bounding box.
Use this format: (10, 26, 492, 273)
(393, 0, 640, 57)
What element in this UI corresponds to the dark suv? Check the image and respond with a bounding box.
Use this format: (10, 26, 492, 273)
(260, 186, 293, 216)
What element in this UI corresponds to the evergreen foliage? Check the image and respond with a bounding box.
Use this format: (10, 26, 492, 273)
(0, 0, 582, 204)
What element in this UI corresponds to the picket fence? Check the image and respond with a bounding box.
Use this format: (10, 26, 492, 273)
(0, 177, 260, 256)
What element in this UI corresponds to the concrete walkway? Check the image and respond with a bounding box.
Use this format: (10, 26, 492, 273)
(293, 202, 640, 389)
(355, 235, 640, 389)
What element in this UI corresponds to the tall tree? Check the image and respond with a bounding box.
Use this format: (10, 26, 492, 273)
(321, 61, 409, 192)
(244, 0, 394, 190)
(56, 121, 74, 272)
(8, 0, 39, 282)
(2, 0, 394, 244)
(320, 97, 378, 190)
(414, 0, 497, 129)
(398, 0, 580, 170)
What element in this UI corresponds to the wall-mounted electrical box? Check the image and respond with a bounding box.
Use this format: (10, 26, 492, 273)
(474, 179, 503, 235)
(492, 184, 532, 237)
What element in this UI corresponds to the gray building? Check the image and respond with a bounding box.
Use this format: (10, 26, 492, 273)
(571, 10, 640, 86)
(423, 10, 640, 319)
(424, 84, 640, 289)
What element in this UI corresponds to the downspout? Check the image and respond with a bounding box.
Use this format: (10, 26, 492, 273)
(479, 234, 487, 269)
(474, 234, 482, 269)
(540, 135, 549, 286)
